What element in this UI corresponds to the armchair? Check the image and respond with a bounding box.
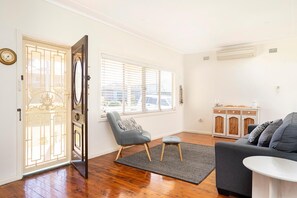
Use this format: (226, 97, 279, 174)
(107, 111, 152, 161)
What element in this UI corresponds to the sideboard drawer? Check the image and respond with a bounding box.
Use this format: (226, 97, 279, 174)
(227, 110, 241, 115)
(242, 110, 257, 116)
(213, 109, 226, 114)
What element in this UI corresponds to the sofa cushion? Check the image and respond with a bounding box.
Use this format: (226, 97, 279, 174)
(283, 112, 297, 124)
(257, 119, 283, 147)
(269, 113, 297, 152)
(235, 136, 254, 145)
(248, 121, 270, 144)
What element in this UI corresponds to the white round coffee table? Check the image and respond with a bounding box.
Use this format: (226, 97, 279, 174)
(243, 156, 297, 198)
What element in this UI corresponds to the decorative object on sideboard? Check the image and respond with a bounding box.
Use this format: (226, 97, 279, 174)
(214, 99, 223, 107)
(179, 85, 183, 104)
(0, 48, 17, 65)
(252, 101, 258, 108)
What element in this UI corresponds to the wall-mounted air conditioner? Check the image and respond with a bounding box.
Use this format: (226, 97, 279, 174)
(216, 46, 256, 60)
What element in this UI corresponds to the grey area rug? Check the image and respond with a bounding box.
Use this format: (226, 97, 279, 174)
(116, 143, 215, 184)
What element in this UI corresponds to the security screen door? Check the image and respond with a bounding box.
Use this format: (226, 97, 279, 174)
(23, 39, 69, 173)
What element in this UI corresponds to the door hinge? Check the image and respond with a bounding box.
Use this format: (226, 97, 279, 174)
(21, 75, 24, 80)
(17, 108, 22, 121)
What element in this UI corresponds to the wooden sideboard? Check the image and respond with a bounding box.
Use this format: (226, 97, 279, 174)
(213, 107, 260, 138)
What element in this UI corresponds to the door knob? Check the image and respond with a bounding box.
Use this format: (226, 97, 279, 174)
(74, 113, 80, 121)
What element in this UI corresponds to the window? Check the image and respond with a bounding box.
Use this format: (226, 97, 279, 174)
(124, 64, 142, 113)
(160, 71, 174, 110)
(100, 54, 175, 116)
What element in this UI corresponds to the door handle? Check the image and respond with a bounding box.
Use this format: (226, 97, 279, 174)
(17, 108, 21, 121)
(74, 113, 80, 121)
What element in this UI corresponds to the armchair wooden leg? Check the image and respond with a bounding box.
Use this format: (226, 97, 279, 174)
(146, 143, 151, 155)
(115, 146, 123, 161)
(144, 143, 152, 161)
(160, 143, 166, 161)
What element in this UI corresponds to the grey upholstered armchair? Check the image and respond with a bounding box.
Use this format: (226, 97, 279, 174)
(107, 111, 152, 161)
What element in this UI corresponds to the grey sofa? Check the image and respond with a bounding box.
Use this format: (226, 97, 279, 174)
(215, 112, 297, 197)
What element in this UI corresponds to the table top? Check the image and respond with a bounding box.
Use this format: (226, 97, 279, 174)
(243, 156, 297, 182)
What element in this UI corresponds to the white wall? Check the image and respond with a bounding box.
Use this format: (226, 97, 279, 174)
(184, 38, 297, 133)
(0, 26, 19, 185)
(0, 0, 184, 184)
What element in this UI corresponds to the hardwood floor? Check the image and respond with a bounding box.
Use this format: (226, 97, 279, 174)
(0, 132, 235, 198)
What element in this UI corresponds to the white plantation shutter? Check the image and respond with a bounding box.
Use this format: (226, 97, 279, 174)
(160, 71, 174, 110)
(101, 58, 124, 114)
(145, 68, 159, 112)
(124, 64, 143, 113)
(100, 54, 175, 116)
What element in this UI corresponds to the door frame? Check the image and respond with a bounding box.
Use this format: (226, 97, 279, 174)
(16, 30, 24, 181)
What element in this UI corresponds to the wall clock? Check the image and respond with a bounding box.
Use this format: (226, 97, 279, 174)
(0, 48, 17, 65)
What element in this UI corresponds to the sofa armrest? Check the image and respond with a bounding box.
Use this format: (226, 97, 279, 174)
(215, 142, 297, 197)
(248, 124, 258, 134)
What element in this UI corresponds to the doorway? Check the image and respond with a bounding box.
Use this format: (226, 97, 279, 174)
(23, 38, 70, 174)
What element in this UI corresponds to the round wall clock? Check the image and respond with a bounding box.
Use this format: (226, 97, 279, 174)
(0, 48, 17, 65)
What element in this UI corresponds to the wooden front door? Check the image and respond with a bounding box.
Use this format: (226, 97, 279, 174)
(71, 35, 88, 178)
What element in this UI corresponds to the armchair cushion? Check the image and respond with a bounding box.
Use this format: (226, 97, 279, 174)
(117, 120, 127, 131)
(120, 130, 151, 146)
(118, 117, 143, 132)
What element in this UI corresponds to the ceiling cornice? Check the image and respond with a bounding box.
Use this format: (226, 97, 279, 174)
(45, 0, 186, 54)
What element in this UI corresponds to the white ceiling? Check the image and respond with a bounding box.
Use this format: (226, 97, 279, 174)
(47, 0, 297, 53)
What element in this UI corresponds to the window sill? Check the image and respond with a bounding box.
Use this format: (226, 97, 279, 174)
(98, 109, 177, 122)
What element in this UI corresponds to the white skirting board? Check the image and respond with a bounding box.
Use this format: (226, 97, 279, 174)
(0, 175, 22, 186)
(182, 130, 212, 135)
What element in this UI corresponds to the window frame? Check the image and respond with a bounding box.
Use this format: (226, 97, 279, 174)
(100, 53, 176, 118)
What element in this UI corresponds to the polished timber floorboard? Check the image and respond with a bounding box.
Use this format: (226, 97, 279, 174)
(0, 133, 236, 198)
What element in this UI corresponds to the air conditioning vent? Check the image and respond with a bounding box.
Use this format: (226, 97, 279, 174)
(269, 48, 277, 53)
(203, 56, 210, 61)
(216, 46, 256, 60)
